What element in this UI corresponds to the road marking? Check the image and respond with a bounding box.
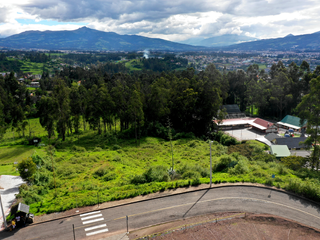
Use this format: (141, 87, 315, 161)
(83, 218, 104, 224)
(81, 214, 103, 221)
(80, 211, 101, 217)
(85, 224, 107, 231)
(86, 228, 109, 236)
(113, 196, 320, 222)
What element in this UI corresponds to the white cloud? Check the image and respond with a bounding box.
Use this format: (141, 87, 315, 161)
(0, 0, 320, 42)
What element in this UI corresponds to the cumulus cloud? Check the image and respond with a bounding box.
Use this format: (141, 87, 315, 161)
(0, 0, 320, 42)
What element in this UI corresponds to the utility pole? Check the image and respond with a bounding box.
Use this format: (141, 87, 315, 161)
(210, 141, 213, 188)
(0, 195, 7, 230)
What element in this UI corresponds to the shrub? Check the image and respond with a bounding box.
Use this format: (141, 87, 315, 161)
(277, 164, 288, 175)
(94, 166, 107, 177)
(18, 157, 37, 183)
(181, 171, 201, 180)
(265, 179, 273, 186)
(144, 165, 170, 182)
(131, 174, 147, 185)
(71, 145, 86, 152)
(103, 172, 117, 181)
(132, 165, 170, 185)
(281, 156, 307, 171)
(220, 134, 239, 146)
(214, 155, 237, 172)
(113, 145, 121, 150)
(229, 159, 249, 175)
(93, 147, 103, 152)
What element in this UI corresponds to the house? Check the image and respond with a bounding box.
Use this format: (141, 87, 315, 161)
(277, 115, 307, 132)
(270, 145, 291, 158)
(274, 137, 309, 150)
(265, 133, 281, 144)
(250, 118, 278, 133)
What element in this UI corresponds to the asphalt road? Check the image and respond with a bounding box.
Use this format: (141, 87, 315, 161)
(2, 186, 320, 240)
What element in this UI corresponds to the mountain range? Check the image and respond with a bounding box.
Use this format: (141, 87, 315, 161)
(0, 27, 205, 51)
(179, 34, 257, 47)
(222, 31, 320, 51)
(1, 27, 320, 51)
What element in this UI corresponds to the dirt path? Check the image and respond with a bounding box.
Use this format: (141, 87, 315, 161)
(129, 212, 320, 240)
(0, 175, 25, 231)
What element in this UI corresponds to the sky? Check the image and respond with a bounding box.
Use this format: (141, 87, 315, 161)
(1, 0, 320, 42)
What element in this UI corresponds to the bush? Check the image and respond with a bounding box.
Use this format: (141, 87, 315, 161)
(281, 156, 307, 171)
(181, 171, 201, 180)
(265, 179, 273, 186)
(93, 147, 103, 152)
(131, 165, 170, 184)
(18, 157, 37, 183)
(220, 134, 239, 146)
(94, 166, 107, 177)
(214, 155, 237, 172)
(71, 145, 86, 152)
(103, 172, 117, 181)
(112, 145, 121, 150)
(229, 159, 249, 175)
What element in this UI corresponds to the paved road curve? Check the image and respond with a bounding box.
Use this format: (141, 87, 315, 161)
(1, 186, 320, 239)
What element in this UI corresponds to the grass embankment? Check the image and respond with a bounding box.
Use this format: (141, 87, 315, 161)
(1, 118, 319, 216)
(125, 59, 143, 71)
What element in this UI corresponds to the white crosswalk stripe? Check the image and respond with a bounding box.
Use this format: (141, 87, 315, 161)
(86, 228, 109, 236)
(85, 224, 107, 231)
(79, 211, 109, 237)
(81, 214, 103, 221)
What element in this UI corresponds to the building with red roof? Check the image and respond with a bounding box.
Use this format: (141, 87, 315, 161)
(251, 118, 278, 133)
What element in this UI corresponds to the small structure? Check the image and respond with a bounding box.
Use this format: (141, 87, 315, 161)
(270, 145, 291, 158)
(28, 137, 41, 145)
(274, 137, 309, 150)
(251, 118, 278, 133)
(265, 133, 281, 144)
(277, 115, 307, 132)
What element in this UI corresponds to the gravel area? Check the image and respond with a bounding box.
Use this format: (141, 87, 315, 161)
(0, 175, 24, 231)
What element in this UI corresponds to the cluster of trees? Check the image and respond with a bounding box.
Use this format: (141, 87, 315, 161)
(0, 72, 32, 139)
(1, 56, 320, 153)
(226, 61, 320, 119)
(37, 64, 225, 143)
(24, 53, 49, 63)
(142, 56, 188, 72)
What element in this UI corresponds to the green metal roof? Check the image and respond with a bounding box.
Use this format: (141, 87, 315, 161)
(279, 115, 307, 128)
(270, 145, 291, 157)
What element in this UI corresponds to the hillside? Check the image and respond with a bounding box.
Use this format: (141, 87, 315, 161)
(180, 34, 257, 47)
(0, 27, 206, 51)
(222, 31, 320, 51)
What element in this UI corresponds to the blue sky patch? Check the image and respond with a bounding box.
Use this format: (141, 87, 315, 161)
(16, 19, 87, 26)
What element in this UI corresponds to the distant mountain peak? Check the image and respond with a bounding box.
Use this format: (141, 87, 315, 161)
(285, 34, 294, 37)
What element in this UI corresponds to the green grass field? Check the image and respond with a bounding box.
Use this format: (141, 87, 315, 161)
(1, 118, 319, 217)
(125, 59, 143, 71)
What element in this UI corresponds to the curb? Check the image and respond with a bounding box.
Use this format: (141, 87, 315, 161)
(29, 183, 320, 227)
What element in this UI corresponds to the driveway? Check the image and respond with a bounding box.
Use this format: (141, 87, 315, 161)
(0, 175, 24, 230)
(225, 128, 266, 141)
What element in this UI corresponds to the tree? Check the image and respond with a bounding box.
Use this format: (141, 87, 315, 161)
(52, 78, 70, 141)
(270, 72, 292, 119)
(38, 96, 56, 139)
(18, 157, 37, 183)
(128, 86, 144, 145)
(296, 76, 320, 170)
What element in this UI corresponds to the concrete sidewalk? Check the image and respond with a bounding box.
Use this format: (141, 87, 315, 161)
(0, 175, 25, 231)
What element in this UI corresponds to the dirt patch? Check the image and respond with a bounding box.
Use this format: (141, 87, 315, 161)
(129, 212, 320, 240)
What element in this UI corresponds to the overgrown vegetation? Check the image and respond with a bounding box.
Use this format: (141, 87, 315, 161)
(1, 120, 319, 216)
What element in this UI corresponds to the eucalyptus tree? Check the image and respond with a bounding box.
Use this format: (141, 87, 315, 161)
(296, 76, 320, 170)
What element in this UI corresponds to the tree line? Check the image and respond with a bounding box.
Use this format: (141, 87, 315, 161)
(0, 60, 320, 146)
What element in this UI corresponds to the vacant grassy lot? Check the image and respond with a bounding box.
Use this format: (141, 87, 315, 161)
(1, 119, 319, 217)
(125, 59, 143, 71)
